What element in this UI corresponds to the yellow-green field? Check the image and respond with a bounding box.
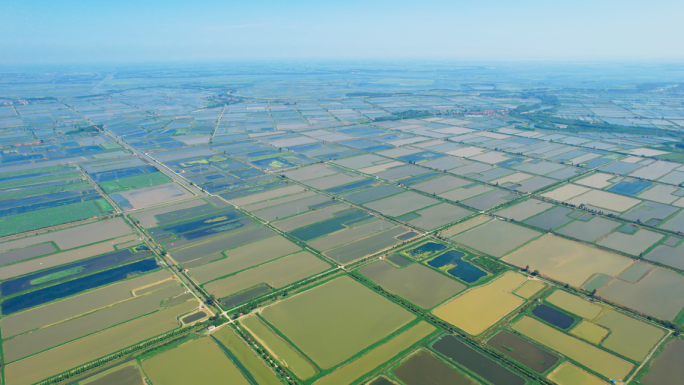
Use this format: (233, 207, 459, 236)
(597, 310, 666, 361)
(260, 276, 415, 369)
(571, 321, 609, 344)
(142, 338, 249, 385)
(503, 235, 633, 287)
(241, 315, 316, 380)
(546, 290, 603, 320)
(548, 362, 608, 385)
(313, 321, 436, 385)
(512, 316, 633, 380)
(432, 271, 527, 335)
(513, 280, 546, 299)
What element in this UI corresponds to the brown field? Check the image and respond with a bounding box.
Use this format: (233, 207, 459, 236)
(598, 267, 684, 320)
(0, 217, 132, 252)
(503, 235, 633, 287)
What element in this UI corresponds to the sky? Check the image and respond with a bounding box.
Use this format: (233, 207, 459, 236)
(1, 0, 683, 64)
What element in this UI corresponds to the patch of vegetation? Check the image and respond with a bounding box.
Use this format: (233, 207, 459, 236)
(99, 172, 171, 194)
(31, 266, 86, 285)
(95, 198, 115, 212)
(64, 125, 99, 136)
(374, 109, 433, 122)
(471, 256, 506, 274)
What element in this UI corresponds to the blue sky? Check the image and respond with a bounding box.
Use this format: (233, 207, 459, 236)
(1, 0, 682, 64)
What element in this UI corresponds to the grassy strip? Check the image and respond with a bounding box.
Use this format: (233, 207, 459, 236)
(30, 266, 86, 285)
(99, 172, 171, 194)
(0, 171, 83, 189)
(0, 180, 90, 201)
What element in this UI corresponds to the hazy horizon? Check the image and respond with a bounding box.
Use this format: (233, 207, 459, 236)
(2, 0, 683, 64)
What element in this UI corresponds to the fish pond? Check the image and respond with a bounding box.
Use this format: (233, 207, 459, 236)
(486, 330, 559, 373)
(532, 304, 575, 329)
(405, 242, 446, 259)
(393, 350, 476, 385)
(1, 258, 159, 315)
(427, 250, 486, 283)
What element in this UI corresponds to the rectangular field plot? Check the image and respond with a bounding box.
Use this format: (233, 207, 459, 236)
(189, 235, 301, 283)
(503, 235, 634, 287)
(4, 301, 197, 385)
(493, 198, 553, 221)
(0, 269, 172, 338)
(260, 276, 415, 369)
(486, 330, 559, 373)
(598, 267, 684, 320)
(78, 362, 144, 385)
(596, 310, 666, 361)
(406, 203, 473, 230)
(142, 337, 250, 385)
(203, 251, 331, 299)
(364, 191, 439, 217)
(432, 271, 527, 335)
(432, 335, 526, 385)
(211, 326, 282, 385)
(452, 219, 541, 257)
(3, 284, 186, 362)
(359, 260, 466, 309)
(548, 363, 609, 385)
(242, 315, 316, 380)
(512, 316, 633, 380)
(324, 226, 412, 264)
(641, 338, 684, 385)
(393, 350, 478, 385)
(314, 321, 436, 385)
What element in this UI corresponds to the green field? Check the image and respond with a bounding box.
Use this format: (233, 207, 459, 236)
(1, 180, 89, 201)
(261, 276, 415, 369)
(0, 200, 112, 237)
(142, 337, 249, 385)
(99, 172, 171, 194)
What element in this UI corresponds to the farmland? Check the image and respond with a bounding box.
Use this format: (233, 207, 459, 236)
(2, 63, 684, 385)
(142, 337, 250, 385)
(432, 271, 527, 335)
(260, 276, 415, 369)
